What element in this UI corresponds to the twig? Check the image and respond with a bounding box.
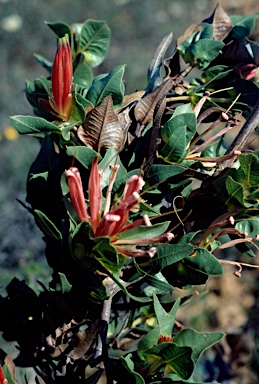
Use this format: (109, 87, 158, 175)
(221, 99, 259, 168)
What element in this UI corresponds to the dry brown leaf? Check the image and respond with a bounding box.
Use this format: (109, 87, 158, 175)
(144, 96, 167, 175)
(122, 91, 145, 108)
(203, 4, 232, 40)
(70, 320, 99, 359)
(78, 95, 126, 152)
(134, 79, 172, 125)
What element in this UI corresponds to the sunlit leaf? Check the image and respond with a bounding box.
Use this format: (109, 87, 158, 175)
(147, 164, 185, 185)
(229, 14, 259, 40)
(87, 65, 125, 107)
(11, 115, 61, 135)
(152, 244, 194, 273)
(66, 146, 97, 168)
(75, 19, 111, 67)
(153, 294, 181, 336)
(185, 248, 223, 275)
(173, 328, 225, 363)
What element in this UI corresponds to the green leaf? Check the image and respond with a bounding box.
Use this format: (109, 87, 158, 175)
(152, 244, 194, 273)
(147, 164, 185, 185)
(190, 39, 224, 69)
(226, 176, 249, 207)
(58, 272, 73, 293)
(66, 146, 97, 168)
(111, 272, 152, 303)
(143, 343, 194, 380)
(173, 328, 225, 363)
(25, 77, 53, 120)
(86, 65, 125, 107)
(185, 248, 223, 275)
(93, 237, 125, 273)
(201, 65, 232, 83)
(229, 14, 259, 40)
(11, 115, 61, 135)
(98, 148, 127, 189)
(153, 294, 181, 336)
(160, 126, 188, 163)
(237, 153, 259, 186)
(162, 105, 196, 144)
(73, 53, 94, 88)
(144, 273, 174, 294)
(75, 19, 111, 67)
(121, 354, 145, 384)
(138, 326, 161, 359)
(117, 221, 170, 242)
(2, 364, 16, 384)
(33, 53, 53, 73)
(113, 169, 141, 192)
(30, 171, 49, 181)
(46, 20, 72, 39)
(235, 218, 259, 238)
(34, 209, 62, 240)
(162, 260, 209, 288)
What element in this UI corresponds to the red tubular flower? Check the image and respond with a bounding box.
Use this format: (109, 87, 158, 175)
(235, 63, 257, 81)
(66, 159, 172, 259)
(65, 167, 89, 222)
(0, 366, 5, 384)
(41, 34, 73, 121)
(89, 157, 103, 233)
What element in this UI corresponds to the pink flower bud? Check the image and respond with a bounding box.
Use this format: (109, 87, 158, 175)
(65, 167, 89, 222)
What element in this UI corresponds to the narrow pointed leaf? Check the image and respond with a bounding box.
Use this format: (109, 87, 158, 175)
(34, 209, 62, 240)
(11, 115, 62, 135)
(147, 33, 173, 93)
(154, 294, 181, 336)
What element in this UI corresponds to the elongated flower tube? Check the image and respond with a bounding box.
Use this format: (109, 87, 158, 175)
(44, 34, 73, 121)
(65, 167, 89, 222)
(88, 157, 103, 233)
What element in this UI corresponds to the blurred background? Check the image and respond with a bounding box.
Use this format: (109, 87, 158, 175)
(0, 0, 259, 382)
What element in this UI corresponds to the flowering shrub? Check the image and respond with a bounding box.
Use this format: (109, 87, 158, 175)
(0, 5, 259, 383)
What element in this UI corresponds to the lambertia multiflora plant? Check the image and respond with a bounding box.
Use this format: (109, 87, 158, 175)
(1, 4, 259, 383)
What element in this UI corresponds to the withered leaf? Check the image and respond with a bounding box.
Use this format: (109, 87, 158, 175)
(117, 106, 132, 139)
(121, 91, 145, 108)
(70, 320, 99, 359)
(144, 96, 167, 176)
(134, 79, 172, 125)
(78, 95, 126, 152)
(147, 32, 173, 93)
(203, 4, 232, 40)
